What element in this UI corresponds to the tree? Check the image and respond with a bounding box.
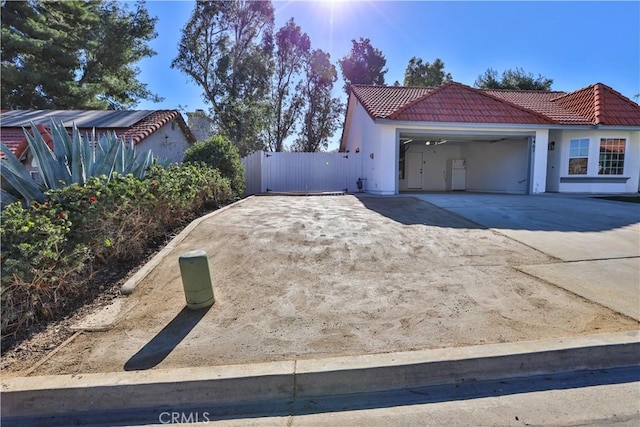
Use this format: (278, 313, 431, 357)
(1, 0, 161, 110)
(338, 38, 387, 93)
(267, 18, 310, 152)
(475, 67, 553, 90)
(293, 49, 343, 152)
(403, 57, 452, 87)
(172, 0, 275, 156)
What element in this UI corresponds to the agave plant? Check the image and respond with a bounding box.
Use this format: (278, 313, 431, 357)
(1, 119, 160, 207)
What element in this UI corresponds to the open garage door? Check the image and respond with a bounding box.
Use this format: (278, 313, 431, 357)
(399, 133, 532, 194)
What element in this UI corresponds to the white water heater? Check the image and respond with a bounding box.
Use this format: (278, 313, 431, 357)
(446, 159, 466, 191)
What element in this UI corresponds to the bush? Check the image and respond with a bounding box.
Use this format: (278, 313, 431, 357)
(50, 165, 233, 265)
(183, 135, 245, 196)
(1, 201, 91, 339)
(1, 163, 234, 342)
(145, 163, 234, 224)
(50, 174, 158, 265)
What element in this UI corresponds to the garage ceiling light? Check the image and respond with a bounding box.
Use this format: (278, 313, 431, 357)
(426, 139, 447, 145)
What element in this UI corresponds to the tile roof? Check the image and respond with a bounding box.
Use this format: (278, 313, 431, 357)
(389, 82, 553, 124)
(118, 110, 194, 145)
(0, 128, 26, 157)
(349, 81, 640, 126)
(0, 125, 53, 160)
(551, 83, 640, 126)
(1, 109, 195, 158)
(481, 89, 591, 124)
(350, 85, 434, 119)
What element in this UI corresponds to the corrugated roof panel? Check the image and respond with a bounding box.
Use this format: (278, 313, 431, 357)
(0, 110, 155, 128)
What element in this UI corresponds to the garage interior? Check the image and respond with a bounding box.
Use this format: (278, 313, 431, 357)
(398, 132, 533, 194)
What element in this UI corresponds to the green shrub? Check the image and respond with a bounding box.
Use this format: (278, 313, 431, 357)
(49, 174, 158, 264)
(146, 163, 234, 220)
(49, 165, 233, 265)
(183, 135, 245, 196)
(1, 201, 91, 339)
(1, 163, 234, 342)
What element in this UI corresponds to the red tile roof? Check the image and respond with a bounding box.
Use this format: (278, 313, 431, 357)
(389, 82, 553, 124)
(1, 109, 195, 157)
(350, 86, 434, 119)
(0, 125, 53, 160)
(118, 110, 193, 145)
(482, 89, 591, 124)
(551, 83, 640, 126)
(0, 128, 26, 157)
(349, 81, 640, 126)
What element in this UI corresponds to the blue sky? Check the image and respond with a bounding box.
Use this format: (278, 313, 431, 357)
(136, 1, 640, 150)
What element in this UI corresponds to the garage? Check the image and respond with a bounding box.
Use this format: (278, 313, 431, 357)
(398, 132, 533, 194)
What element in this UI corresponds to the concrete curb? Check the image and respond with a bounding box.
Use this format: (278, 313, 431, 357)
(120, 196, 255, 295)
(2, 330, 638, 420)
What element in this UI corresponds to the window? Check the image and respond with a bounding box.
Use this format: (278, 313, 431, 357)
(568, 139, 589, 175)
(599, 138, 625, 175)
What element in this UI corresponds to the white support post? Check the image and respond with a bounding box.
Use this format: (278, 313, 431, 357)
(530, 129, 549, 194)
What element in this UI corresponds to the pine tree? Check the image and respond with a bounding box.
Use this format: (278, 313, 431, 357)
(1, 0, 161, 109)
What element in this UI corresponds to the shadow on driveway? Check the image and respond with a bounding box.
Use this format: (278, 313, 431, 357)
(359, 194, 640, 233)
(124, 306, 210, 371)
(358, 196, 483, 229)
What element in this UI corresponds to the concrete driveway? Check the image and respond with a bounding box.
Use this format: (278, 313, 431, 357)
(413, 193, 640, 320)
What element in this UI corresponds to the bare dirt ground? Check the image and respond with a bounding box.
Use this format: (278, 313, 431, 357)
(4, 195, 637, 376)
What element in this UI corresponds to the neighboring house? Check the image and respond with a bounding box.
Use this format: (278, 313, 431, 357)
(0, 110, 196, 176)
(340, 81, 640, 195)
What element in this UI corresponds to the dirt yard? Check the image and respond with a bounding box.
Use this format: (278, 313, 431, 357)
(5, 195, 638, 376)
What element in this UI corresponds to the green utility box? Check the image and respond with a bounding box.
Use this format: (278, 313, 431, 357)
(179, 250, 215, 310)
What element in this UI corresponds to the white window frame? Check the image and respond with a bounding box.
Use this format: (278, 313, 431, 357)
(598, 138, 626, 175)
(568, 138, 589, 175)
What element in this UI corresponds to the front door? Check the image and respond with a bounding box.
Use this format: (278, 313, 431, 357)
(407, 152, 423, 189)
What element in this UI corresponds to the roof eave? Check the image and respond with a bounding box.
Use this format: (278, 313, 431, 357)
(374, 119, 560, 129)
(348, 86, 379, 121)
(593, 124, 640, 131)
(373, 119, 640, 131)
(339, 92, 356, 151)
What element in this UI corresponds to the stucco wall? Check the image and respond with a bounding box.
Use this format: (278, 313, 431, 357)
(545, 130, 563, 192)
(343, 101, 396, 194)
(554, 129, 639, 193)
(136, 120, 191, 164)
(364, 126, 396, 195)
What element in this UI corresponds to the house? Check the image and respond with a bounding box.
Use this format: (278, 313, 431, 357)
(0, 110, 196, 175)
(340, 81, 640, 195)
